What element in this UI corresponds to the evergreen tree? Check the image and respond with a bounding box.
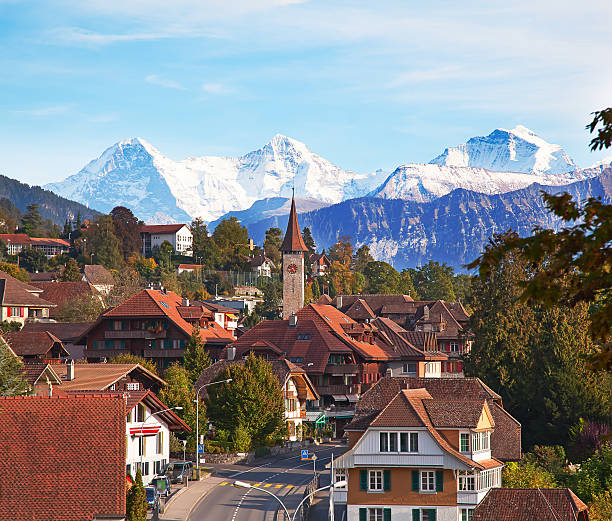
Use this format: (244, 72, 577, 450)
(61, 258, 81, 281)
(110, 206, 142, 260)
(263, 227, 283, 270)
(363, 261, 401, 294)
(20, 204, 44, 236)
(184, 326, 211, 384)
(18, 248, 48, 272)
(126, 469, 148, 521)
(409, 261, 456, 301)
(191, 218, 219, 269)
(85, 215, 123, 269)
(312, 278, 321, 300)
(61, 219, 73, 240)
(206, 355, 285, 446)
(399, 269, 417, 298)
(354, 245, 374, 272)
(0, 337, 29, 396)
(302, 227, 316, 254)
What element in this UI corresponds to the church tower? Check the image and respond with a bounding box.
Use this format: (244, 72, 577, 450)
(280, 197, 308, 319)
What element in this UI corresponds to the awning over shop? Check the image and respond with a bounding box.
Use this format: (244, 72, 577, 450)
(332, 394, 348, 402)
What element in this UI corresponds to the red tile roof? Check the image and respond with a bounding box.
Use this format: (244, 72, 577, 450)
(178, 264, 202, 270)
(123, 390, 191, 432)
(0, 234, 69, 247)
(280, 198, 308, 252)
(30, 281, 100, 317)
(3, 330, 70, 357)
(21, 321, 95, 342)
(473, 488, 589, 521)
(23, 362, 62, 386)
(53, 362, 167, 391)
(0, 270, 55, 308)
(0, 394, 126, 520)
(141, 224, 188, 234)
(83, 264, 114, 285)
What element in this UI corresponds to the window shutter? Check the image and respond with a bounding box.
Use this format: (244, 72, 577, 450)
(6, 307, 10, 317)
(428, 510, 436, 521)
(121, 320, 126, 330)
(20, 307, 24, 317)
(412, 509, 420, 521)
(360, 469, 367, 491)
(359, 509, 366, 521)
(383, 508, 391, 521)
(383, 470, 391, 491)
(435, 470, 444, 492)
(411, 470, 419, 491)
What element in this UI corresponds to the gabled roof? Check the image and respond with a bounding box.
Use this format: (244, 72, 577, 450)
(53, 362, 167, 391)
(0, 394, 126, 520)
(83, 264, 114, 285)
(345, 298, 376, 320)
(3, 331, 70, 357)
(141, 224, 189, 234)
(311, 253, 331, 265)
(124, 390, 191, 432)
(30, 281, 100, 317)
(0, 234, 69, 248)
(372, 317, 446, 360)
(23, 362, 62, 387)
(250, 254, 274, 268)
(0, 271, 55, 308)
(178, 264, 202, 270)
(21, 321, 95, 342)
(280, 198, 308, 252)
(333, 294, 414, 314)
(473, 488, 589, 521)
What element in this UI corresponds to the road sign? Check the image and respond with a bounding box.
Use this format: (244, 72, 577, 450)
(311, 454, 317, 460)
(301, 449, 308, 460)
(198, 444, 204, 454)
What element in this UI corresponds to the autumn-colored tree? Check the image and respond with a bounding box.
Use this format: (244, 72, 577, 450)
(502, 461, 557, 488)
(184, 326, 211, 384)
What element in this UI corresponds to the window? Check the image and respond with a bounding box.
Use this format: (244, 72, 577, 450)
(368, 509, 383, 521)
(460, 509, 474, 521)
(10, 307, 20, 317)
(334, 469, 346, 488)
(400, 432, 418, 452)
(413, 510, 436, 521)
(420, 471, 435, 492)
(143, 462, 150, 476)
(368, 470, 383, 491)
(297, 334, 312, 341)
(138, 436, 146, 457)
(135, 403, 146, 423)
(460, 433, 470, 452)
(126, 410, 132, 423)
(126, 464, 131, 476)
(289, 357, 304, 363)
(450, 342, 459, 352)
(458, 471, 475, 491)
(156, 431, 164, 454)
(471, 431, 490, 452)
(110, 384, 116, 391)
(402, 362, 417, 374)
(126, 382, 140, 391)
(379, 432, 397, 452)
(104, 340, 113, 349)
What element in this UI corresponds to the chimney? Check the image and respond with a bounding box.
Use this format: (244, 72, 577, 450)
(423, 305, 429, 320)
(337, 295, 342, 309)
(227, 347, 236, 361)
(66, 360, 75, 381)
(182, 297, 190, 307)
(386, 368, 393, 377)
(289, 313, 298, 328)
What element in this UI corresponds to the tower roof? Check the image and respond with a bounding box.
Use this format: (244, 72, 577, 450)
(280, 197, 308, 252)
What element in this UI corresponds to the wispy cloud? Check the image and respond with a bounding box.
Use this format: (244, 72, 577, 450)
(50, 27, 171, 45)
(145, 74, 185, 90)
(201, 82, 233, 95)
(12, 105, 70, 117)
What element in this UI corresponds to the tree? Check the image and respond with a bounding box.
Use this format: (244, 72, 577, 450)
(587, 107, 612, 151)
(184, 326, 211, 384)
(130, 256, 157, 280)
(0, 262, 29, 281)
(502, 461, 557, 488)
(354, 245, 374, 273)
(0, 320, 22, 333)
(110, 354, 158, 375)
(264, 227, 283, 270)
(110, 206, 142, 260)
(17, 248, 48, 273)
(311, 278, 321, 301)
(302, 227, 316, 254)
(256, 279, 282, 319)
(363, 261, 401, 294)
(409, 261, 457, 301)
(327, 235, 353, 266)
(61, 258, 81, 282)
(154, 240, 174, 269)
(0, 337, 29, 396)
(566, 443, 612, 503)
(191, 218, 219, 269)
(398, 270, 417, 298)
(158, 363, 205, 449)
(464, 239, 612, 449)
(85, 215, 123, 269)
(590, 490, 612, 521)
(213, 217, 249, 252)
(126, 468, 147, 521)
(106, 268, 144, 308)
(206, 355, 285, 446)
(20, 204, 44, 236)
(58, 294, 104, 322)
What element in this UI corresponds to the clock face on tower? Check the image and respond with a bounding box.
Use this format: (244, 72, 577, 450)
(287, 263, 298, 274)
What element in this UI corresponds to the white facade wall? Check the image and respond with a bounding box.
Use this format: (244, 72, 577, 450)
(284, 377, 303, 441)
(125, 404, 171, 486)
(348, 504, 460, 521)
(147, 226, 193, 256)
(1, 305, 50, 324)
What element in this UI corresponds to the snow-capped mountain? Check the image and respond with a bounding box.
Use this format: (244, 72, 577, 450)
(46, 135, 386, 223)
(429, 125, 577, 174)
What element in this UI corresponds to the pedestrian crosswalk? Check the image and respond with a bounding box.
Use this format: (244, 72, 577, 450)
(219, 481, 295, 489)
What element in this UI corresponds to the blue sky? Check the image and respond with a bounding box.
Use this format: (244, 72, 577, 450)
(1, 0, 611, 185)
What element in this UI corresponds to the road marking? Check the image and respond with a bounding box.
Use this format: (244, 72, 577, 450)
(219, 482, 228, 486)
(263, 484, 272, 488)
(229, 461, 272, 478)
(274, 484, 283, 488)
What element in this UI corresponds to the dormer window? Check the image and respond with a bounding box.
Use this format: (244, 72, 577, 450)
(471, 431, 490, 452)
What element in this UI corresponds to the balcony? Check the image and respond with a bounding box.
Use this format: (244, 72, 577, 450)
(324, 364, 359, 375)
(105, 330, 167, 339)
(143, 348, 186, 358)
(316, 384, 361, 396)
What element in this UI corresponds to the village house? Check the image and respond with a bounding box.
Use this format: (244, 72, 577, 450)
(473, 488, 590, 521)
(3, 330, 70, 363)
(0, 270, 55, 324)
(177, 263, 203, 275)
(29, 280, 102, 319)
(0, 394, 127, 521)
(0, 233, 70, 258)
(124, 390, 190, 485)
(333, 379, 520, 521)
(333, 295, 471, 376)
(21, 321, 94, 359)
(141, 224, 193, 257)
(310, 253, 331, 277)
(82, 264, 115, 295)
(22, 362, 63, 396)
(250, 254, 275, 278)
(197, 358, 319, 441)
(77, 288, 235, 369)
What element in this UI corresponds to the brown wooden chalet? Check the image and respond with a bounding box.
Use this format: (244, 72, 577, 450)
(76, 288, 235, 370)
(3, 330, 70, 363)
(332, 295, 472, 375)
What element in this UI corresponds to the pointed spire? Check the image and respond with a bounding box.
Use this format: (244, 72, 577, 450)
(280, 197, 308, 252)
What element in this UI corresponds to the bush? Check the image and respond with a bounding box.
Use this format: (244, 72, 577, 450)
(566, 443, 612, 503)
(232, 425, 251, 452)
(503, 461, 557, 488)
(589, 490, 612, 521)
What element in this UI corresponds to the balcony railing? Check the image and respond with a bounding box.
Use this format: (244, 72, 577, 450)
(324, 364, 359, 375)
(316, 384, 361, 395)
(104, 330, 167, 339)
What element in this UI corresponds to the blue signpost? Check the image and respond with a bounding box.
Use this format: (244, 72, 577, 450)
(198, 444, 204, 454)
(301, 449, 308, 460)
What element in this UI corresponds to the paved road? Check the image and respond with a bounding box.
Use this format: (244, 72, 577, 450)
(189, 445, 342, 521)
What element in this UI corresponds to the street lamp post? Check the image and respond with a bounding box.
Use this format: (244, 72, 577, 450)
(194, 378, 232, 478)
(139, 406, 183, 478)
(233, 480, 347, 521)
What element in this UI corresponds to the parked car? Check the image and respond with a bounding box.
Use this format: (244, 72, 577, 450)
(162, 461, 193, 484)
(144, 486, 160, 510)
(150, 475, 172, 497)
